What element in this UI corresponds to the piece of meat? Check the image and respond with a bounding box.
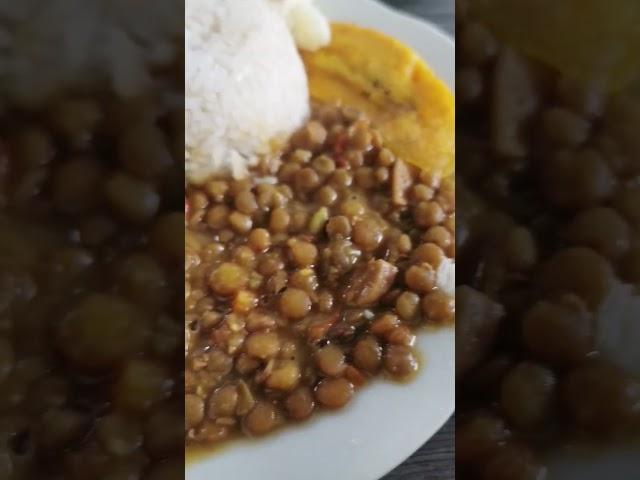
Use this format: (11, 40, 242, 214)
(345, 259, 398, 307)
(391, 158, 414, 206)
(307, 314, 339, 343)
(321, 238, 362, 283)
(456, 286, 505, 378)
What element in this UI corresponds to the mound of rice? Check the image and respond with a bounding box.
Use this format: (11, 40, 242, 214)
(185, 0, 314, 183)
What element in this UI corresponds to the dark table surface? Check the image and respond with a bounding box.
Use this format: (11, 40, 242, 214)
(379, 1, 454, 479)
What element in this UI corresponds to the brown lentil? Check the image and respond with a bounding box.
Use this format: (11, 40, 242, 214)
(405, 264, 436, 293)
(315, 344, 346, 377)
(315, 378, 355, 409)
(279, 288, 312, 319)
(384, 345, 419, 379)
(244, 402, 279, 436)
(422, 291, 455, 325)
(285, 387, 315, 420)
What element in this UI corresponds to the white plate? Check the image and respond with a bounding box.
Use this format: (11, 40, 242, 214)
(187, 2, 455, 479)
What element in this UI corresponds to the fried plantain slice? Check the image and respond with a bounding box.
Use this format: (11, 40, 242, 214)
(302, 23, 454, 176)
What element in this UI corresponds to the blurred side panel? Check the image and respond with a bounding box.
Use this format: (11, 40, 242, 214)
(0, 1, 184, 479)
(456, 0, 640, 479)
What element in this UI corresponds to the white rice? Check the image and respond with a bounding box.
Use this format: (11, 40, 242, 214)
(185, 0, 313, 183)
(436, 258, 455, 296)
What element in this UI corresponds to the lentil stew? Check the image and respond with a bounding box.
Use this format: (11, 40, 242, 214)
(185, 104, 455, 446)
